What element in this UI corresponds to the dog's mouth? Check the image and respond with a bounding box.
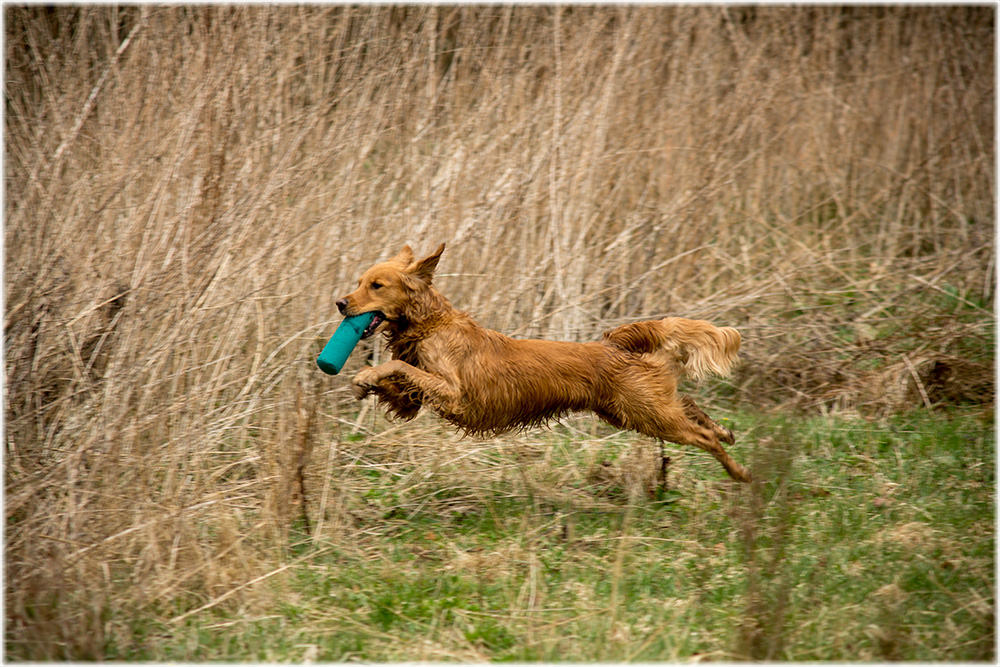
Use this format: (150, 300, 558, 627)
(360, 311, 386, 339)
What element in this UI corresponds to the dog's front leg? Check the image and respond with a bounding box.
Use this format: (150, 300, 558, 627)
(352, 360, 461, 414)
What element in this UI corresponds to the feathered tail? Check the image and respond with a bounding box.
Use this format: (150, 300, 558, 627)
(601, 317, 741, 380)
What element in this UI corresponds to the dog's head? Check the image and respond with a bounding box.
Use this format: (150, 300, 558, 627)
(336, 243, 445, 339)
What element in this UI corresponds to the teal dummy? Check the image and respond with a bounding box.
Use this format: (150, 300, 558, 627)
(316, 312, 377, 375)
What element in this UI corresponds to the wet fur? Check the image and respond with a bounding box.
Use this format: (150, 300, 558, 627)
(336, 244, 751, 482)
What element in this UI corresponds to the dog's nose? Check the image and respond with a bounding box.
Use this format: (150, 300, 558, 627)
(336, 298, 349, 314)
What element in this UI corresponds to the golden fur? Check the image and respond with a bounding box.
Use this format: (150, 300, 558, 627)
(336, 244, 751, 482)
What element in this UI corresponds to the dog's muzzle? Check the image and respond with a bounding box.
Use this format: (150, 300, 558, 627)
(336, 298, 386, 339)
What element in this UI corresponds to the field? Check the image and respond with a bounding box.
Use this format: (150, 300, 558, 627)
(9, 411, 996, 661)
(4, 6, 995, 661)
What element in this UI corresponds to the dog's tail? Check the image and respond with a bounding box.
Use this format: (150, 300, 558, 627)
(601, 317, 741, 380)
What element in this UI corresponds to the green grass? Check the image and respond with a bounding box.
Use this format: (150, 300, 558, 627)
(45, 408, 993, 662)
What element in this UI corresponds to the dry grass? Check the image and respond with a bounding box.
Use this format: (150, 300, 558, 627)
(4, 6, 994, 659)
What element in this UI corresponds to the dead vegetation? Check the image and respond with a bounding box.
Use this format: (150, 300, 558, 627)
(4, 5, 994, 659)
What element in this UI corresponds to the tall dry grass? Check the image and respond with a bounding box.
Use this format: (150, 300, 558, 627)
(4, 5, 994, 658)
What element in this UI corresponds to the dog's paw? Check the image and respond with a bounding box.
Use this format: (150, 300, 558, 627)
(710, 419, 735, 445)
(351, 367, 380, 400)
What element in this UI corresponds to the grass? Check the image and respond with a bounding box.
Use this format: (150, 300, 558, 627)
(10, 409, 991, 662)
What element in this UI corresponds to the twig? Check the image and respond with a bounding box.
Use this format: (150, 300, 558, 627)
(902, 354, 933, 409)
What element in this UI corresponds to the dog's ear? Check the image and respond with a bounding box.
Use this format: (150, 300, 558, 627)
(391, 245, 415, 265)
(408, 243, 446, 284)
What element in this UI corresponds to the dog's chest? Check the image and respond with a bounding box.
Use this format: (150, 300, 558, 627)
(390, 336, 428, 369)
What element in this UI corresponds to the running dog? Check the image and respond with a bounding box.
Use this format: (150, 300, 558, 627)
(336, 244, 750, 482)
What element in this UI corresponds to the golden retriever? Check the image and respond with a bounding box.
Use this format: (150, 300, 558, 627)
(336, 244, 751, 482)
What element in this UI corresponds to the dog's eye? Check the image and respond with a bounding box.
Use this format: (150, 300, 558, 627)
(370, 281, 383, 290)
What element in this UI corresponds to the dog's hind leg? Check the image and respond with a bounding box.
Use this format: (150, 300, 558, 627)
(657, 442, 670, 492)
(680, 395, 735, 445)
(636, 406, 751, 483)
(676, 419, 751, 482)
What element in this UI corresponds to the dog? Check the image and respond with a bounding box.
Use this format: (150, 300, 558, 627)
(335, 243, 751, 483)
